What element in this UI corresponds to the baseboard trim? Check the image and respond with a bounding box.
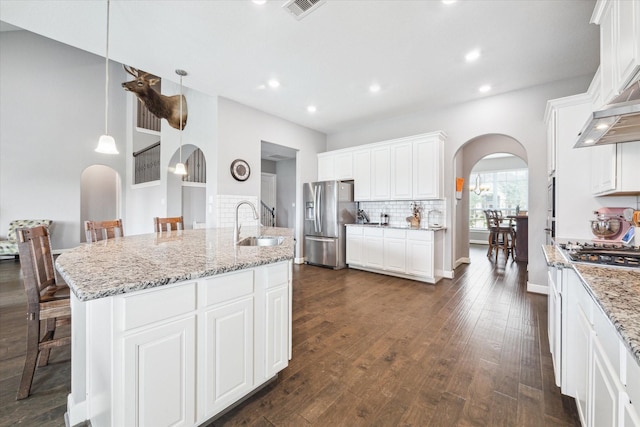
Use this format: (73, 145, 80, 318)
(454, 257, 470, 268)
(294, 257, 305, 264)
(469, 239, 488, 245)
(527, 282, 548, 295)
(443, 270, 455, 279)
(66, 394, 87, 427)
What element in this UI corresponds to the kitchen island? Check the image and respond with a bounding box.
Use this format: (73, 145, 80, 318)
(56, 227, 295, 427)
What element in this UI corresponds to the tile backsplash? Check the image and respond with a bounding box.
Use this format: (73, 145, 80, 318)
(357, 199, 446, 228)
(217, 195, 260, 228)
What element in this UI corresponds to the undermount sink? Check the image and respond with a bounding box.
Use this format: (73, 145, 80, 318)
(237, 236, 285, 247)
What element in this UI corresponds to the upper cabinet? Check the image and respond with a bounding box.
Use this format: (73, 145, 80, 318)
(591, 141, 640, 195)
(317, 131, 445, 201)
(317, 150, 354, 181)
(593, 0, 640, 105)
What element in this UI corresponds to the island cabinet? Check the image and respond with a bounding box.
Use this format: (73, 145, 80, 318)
(71, 260, 292, 427)
(346, 225, 444, 284)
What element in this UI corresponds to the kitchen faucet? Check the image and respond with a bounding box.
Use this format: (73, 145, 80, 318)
(234, 200, 259, 243)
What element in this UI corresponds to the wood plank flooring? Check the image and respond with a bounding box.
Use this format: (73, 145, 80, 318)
(0, 245, 580, 427)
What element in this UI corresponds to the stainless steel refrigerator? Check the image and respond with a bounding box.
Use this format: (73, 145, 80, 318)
(303, 180, 356, 269)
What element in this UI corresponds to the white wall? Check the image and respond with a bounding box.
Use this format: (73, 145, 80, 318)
(217, 98, 326, 259)
(327, 76, 595, 289)
(275, 158, 296, 228)
(0, 30, 127, 250)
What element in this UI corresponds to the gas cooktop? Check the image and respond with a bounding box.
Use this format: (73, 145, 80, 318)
(559, 242, 640, 268)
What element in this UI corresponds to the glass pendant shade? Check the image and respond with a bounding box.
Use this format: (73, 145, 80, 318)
(174, 162, 187, 175)
(96, 134, 119, 154)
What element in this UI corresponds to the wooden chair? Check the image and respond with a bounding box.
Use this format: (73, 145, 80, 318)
(85, 219, 124, 243)
(16, 226, 71, 400)
(154, 216, 184, 232)
(485, 210, 516, 262)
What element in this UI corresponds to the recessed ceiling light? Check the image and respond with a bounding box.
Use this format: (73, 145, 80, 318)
(442, 0, 456, 4)
(585, 139, 595, 144)
(596, 123, 609, 130)
(465, 49, 481, 62)
(369, 84, 381, 93)
(268, 79, 280, 88)
(252, 0, 267, 4)
(307, 105, 317, 113)
(479, 85, 491, 93)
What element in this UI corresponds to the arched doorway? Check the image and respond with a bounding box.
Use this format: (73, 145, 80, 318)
(452, 134, 528, 266)
(80, 165, 121, 242)
(167, 144, 206, 228)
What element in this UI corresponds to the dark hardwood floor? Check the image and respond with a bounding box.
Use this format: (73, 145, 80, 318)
(0, 245, 580, 427)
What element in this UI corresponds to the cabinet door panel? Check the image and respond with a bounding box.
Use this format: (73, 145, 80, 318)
(406, 238, 433, 278)
(204, 297, 254, 414)
(335, 152, 354, 180)
(318, 154, 334, 181)
(593, 338, 618, 427)
(353, 150, 371, 201)
(383, 238, 406, 273)
(574, 307, 591, 427)
(371, 146, 390, 200)
(391, 143, 412, 199)
(266, 286, 289, 377)
(346, 229, 363, 266)
(124, 316, 196, 427)
(413, 138, 442, 199)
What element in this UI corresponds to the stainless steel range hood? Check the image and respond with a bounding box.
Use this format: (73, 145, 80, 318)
(574, 79, 640, 148)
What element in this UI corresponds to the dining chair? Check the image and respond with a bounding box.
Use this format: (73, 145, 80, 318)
(84, 219, 124, 243)
(16, 225, 71, 400)
(154, 216, 184, 232)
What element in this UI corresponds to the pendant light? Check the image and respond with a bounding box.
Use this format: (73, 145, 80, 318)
(95, 0, 119, 154)
(174, 69, 188, 175)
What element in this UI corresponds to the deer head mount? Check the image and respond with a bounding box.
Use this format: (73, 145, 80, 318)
(121, 65, 188, 130)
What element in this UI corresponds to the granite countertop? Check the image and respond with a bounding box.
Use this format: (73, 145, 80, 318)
(346, 223, 446, 231)
(542, 245, 640, 367)
(56, 227, 295, 302)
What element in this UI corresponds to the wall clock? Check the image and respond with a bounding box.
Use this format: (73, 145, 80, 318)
(230, 159, 251, 181)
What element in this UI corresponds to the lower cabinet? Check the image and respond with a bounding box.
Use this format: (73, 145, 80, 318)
(550, 263, 640, 427)
(79, 261, 292, 427)
(123, 316, 197, 427)
(346, 226, 443, 283)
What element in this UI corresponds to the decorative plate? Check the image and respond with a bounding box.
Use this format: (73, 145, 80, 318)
(230, 159, 250, 181)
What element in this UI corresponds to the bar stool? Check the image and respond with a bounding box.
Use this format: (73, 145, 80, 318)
(85, 219, 124, 243)
(154, 216, 184, 232)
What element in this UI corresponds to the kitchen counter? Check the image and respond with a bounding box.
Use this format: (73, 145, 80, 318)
(542, 245, 640, 367)
(346, 223, 446, 231)
(56, 226, 295, 302)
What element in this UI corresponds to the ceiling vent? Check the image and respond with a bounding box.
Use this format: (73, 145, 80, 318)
(282, 0, 326, 20)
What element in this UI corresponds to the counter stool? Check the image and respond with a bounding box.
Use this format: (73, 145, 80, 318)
(154, 216, 184, 232)
(85, 219, 124, 243)
(16, 226, 71, 400)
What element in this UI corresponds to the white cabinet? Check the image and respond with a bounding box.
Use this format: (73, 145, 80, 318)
(552, 261, 640, 427)
(203, 296, 254, 415)
(347, 226, 443, 284)
(591, 141, 640, 196)
(317, 151, 354, 181)
(547, 265, 562, 386)
(371, 145, 391, 200)
(78, 262, 292, 427)
(413, 136, 444, 199)
(353, 150, 371, 201)
(123, 316, 197, 427)
(406, 230, 434, 278)
(594, 0, 640, 105)
(546, 106, 558, 177)
(383, 228, 406, 273)
(363, 227, 384, 269)
(390, 142, 413, 199)
(346, 226, 364, 265)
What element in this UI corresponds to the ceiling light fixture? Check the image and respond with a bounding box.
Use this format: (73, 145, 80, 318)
(442, 0, 457, 5)
(174, 69, 188, 176)
(268, 79, 280, 88)
(479, 84, 491, 93)
(596, 123, 609, 130)
(369, 84, 381, 93)
(252, 0, 267, 4)
(307, 105, 317, 113)
(465, 49, 481, 62)
(95, 0, 118, 154)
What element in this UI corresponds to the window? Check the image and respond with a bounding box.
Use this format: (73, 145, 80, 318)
(469, 168, 528, 229)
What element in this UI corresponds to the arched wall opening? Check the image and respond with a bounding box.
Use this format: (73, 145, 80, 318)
(80, 165, 122, 242)
(452, 134, 528, 265)
(167, 143, 206, 228)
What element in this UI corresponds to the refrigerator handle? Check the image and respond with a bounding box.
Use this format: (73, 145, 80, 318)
(313, 185, 319, 233)
(317, 184, 323, 233)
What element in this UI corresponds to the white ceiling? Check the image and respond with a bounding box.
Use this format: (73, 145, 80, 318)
(0, 0, 599, 135)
